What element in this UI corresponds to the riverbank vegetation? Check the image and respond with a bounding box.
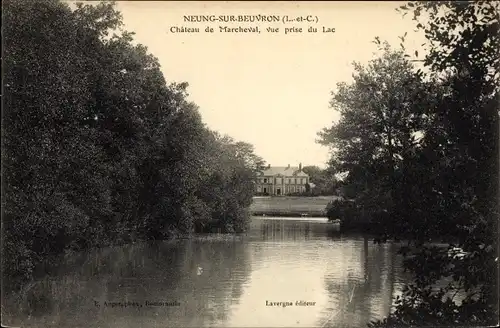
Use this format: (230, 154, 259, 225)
(320, 1, 498, 326)
(301, 166, 339, 196)
(3, 0, 264, 289)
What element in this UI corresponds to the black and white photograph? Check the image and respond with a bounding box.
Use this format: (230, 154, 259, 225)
(2, 1, 499, 327)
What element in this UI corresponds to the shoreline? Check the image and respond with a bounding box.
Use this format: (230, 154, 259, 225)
(250, 195, 335, 218)
(251, 211, 327, 218)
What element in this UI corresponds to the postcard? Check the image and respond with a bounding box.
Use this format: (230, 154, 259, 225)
(2, 1, 498, 327)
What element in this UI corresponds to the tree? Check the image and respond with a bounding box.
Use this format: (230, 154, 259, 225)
(2, 0, 262, 289)
(3, 0, 122, 283)
(302, 165, 337, 196)
(367, 1, 499, 326)
(231, 141, 266, 173)
(318, 44, 437, 235)
(319, 4, 498, 320)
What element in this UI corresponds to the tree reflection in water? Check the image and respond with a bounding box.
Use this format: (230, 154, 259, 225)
(318, 237, 403, 328)
(2, 218, 408, 328)
(253, 217, 340, 241)
(2, 236, 252, 328)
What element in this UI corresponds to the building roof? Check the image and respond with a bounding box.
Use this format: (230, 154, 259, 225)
(259, 166, 309, 177)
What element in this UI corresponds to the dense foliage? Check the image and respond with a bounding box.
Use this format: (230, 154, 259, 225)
(319, 1, 498, 326)
(301, 165, 338, 196)
(2, 0, 263, 289)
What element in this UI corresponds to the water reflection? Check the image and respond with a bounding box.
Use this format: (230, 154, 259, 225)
(3, 236, 252, 328)
(250, 216, 341, 241)
(2, 217, 407, 328)
(319, 238, 398, 327)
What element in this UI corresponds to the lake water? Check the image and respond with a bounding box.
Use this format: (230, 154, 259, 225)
(2, 216, 410, 328)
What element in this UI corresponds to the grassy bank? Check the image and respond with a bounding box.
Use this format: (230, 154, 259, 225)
(250, 196, 338, 217)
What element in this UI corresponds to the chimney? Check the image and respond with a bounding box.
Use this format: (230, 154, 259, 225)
(267, 164, 271, 169)
(299, 163, 302, 171)
(287, 164, 290, 169)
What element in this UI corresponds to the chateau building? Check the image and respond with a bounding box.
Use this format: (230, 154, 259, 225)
(255, 163, 309, 196)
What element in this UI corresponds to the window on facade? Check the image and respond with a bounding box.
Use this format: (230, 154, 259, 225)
(264, 178, 267, 183)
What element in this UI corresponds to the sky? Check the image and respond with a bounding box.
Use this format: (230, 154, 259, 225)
(113, 1, 427, 168)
